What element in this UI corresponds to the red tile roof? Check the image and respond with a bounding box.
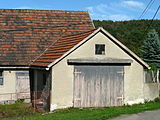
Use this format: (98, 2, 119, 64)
(0, 9, 94, 66)
(31, 30, 95, 67)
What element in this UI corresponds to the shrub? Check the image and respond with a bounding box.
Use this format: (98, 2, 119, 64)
(16, 99, 25, 103)
(154, 97, 160, 102)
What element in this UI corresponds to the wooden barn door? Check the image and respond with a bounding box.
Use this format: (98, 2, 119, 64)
(73, 65, 124, 107)
(16, 72, 30, 100)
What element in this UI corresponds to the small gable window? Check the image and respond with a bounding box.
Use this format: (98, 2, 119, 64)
(0, 71, 3, 85)
(95, 44, 105, 55)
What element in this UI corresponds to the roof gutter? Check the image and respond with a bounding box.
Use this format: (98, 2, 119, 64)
(0, 66, 30, 69)
(0, 66, 49, 70)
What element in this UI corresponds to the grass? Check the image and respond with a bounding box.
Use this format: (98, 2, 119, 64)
(0, 103, 38, 119)
(1, 101, 160, 120)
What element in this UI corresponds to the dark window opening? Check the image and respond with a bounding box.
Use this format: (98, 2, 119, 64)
(0, 71, 3, 85)
(95, 44, 105, 55)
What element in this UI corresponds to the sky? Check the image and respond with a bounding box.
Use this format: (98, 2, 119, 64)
(0, 0, 159, 21)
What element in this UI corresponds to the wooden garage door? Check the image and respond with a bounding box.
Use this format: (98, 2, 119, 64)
(74, 65, 124, 107)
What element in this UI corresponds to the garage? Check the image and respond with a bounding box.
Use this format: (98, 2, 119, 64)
(41, 28, 153, 110)
(68, 58, 132, 108)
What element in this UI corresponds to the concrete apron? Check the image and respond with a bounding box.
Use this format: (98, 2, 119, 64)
(108, 109, 160, 120)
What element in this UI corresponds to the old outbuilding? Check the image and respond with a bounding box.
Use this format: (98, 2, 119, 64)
(31, 27, 159, 110)
(0, 9, 159, 111)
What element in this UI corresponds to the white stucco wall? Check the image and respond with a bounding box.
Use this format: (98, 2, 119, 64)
(143, 83, 159, 101)
(0, 71, 17, 101)
(50, 32, 159, 110)
(0, 70, 30, 102)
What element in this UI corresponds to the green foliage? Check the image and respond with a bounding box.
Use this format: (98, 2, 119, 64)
(141, 29, 160, 60)
(93, 20, 160, 56)
(154, 97, 160, 102)
(141, 29, 160, 68)
(146, 62, 158, 72)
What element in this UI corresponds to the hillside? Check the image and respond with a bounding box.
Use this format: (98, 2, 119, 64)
(93, 20, 160, 56)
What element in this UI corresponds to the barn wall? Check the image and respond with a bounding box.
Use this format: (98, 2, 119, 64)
(50, 32, 159, 110)
(0, 71, 16, 101)
(0, 70, 30, 103)
(143, 83, 159, 101)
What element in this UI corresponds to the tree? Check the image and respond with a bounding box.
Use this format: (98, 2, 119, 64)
(93, 20, 160, 56)
(141, 29, 160, 83)
(141, 29, 160, 61)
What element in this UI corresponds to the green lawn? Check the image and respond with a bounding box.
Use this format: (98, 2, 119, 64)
(0, 103, 38, 119)
(1, 101, 160, 120)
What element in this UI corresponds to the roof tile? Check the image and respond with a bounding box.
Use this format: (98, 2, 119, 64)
(31, 30, 94, 67)
(0, 9, 94, 66)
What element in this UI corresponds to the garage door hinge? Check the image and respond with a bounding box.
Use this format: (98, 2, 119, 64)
(74, 98, 81, 101)
(74, 72, 81, 74)
(117, 71, 124, 74)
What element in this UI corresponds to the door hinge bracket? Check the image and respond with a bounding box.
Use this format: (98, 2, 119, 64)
(74, 72, 81, 74)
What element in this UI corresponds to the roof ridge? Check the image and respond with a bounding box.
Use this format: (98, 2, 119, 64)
(0, 9, 88, 13)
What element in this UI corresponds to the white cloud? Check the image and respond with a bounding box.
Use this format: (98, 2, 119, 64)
(96, 4, 108, 14)
(85, 0, 147, 20)
(121, 0, 145, 9)
(109, 14, 132, 21)
(86, 2, 133, 21)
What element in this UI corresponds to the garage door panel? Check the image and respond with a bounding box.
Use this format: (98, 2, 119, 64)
(74, 68, 82, 107)
(74, 65, 124, 107)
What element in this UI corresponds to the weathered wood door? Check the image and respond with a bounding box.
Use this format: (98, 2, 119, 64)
(16, 72, 30, 100)
(74, 65, 124, 107)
